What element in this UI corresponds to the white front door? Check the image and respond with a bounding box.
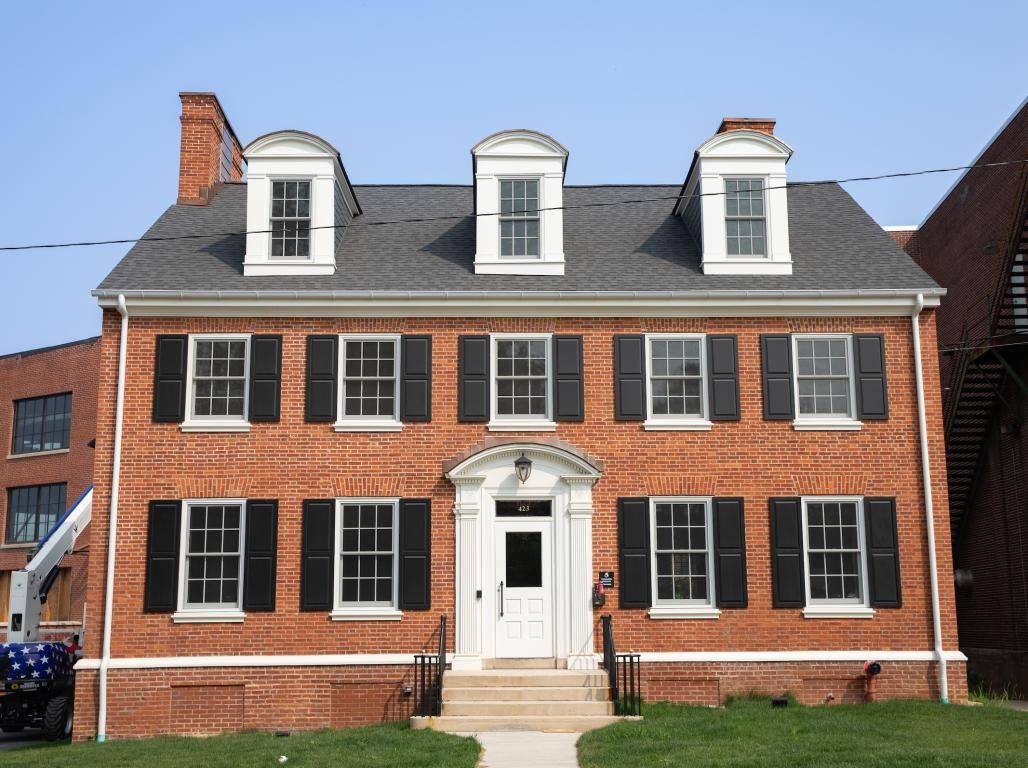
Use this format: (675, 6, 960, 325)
(494, 509, 553, 658)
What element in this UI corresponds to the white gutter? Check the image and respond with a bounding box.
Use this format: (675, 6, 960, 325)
(911, 292, 949, 703)
(97, 294, 129, 741)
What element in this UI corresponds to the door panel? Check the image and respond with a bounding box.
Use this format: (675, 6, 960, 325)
(495, 516, 553, 658)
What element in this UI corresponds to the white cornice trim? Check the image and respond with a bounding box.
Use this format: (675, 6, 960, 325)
(93, 290, 944, 318)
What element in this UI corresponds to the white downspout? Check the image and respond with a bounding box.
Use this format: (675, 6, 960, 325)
(97, 294, 129, 741)
(912, 293, 949, 703)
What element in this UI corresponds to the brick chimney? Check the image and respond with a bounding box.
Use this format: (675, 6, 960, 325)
(177, 92, 244, 206)
(717, 117, 776, 135)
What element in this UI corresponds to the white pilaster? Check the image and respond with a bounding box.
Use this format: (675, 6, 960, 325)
(451, 475, 485, 671)
(563, 474, 598, 670)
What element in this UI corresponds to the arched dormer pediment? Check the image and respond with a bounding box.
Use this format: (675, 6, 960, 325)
(245, 129, 342, 159)
(472, 129, 569, 165)
(695, 129, 793, 160)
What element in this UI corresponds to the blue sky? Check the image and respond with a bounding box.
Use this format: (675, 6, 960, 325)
(1, 0, 1025, 354)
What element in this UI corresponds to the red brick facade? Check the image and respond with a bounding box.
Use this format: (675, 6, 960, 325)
(72, 308, 964, 739)
(0, 337, 99, 639)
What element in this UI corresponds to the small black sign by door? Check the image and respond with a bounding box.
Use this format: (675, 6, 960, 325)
(496, 500, 553, 517)
(599, 571, 615, 588)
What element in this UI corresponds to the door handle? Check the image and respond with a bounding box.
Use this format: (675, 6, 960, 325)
(498, 581, 504, 618)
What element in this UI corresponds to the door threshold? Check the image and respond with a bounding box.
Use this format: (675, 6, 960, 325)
(485, 657, 566, 670)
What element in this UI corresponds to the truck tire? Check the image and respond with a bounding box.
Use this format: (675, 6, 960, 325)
(42, 696, 72, 741)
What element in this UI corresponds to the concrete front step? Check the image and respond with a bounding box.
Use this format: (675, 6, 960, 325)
(444, 685, 611, 702)
(444, 669, 608, 688)
(486, 657, 565, 670)
(411, 714, 635, 733)
(442, 700, 614, 717)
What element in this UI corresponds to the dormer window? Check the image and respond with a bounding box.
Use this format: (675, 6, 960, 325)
(270, 180, 311, 259)
(500, 179, 540, 258)
(725, 178, 766, 257)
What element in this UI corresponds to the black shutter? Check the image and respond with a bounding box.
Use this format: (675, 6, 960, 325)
(153, 335, 188, 422)
(249, 335, 282, 422)
(300, 500, 334, 610)
(399, 499, 431, 610)
(144, 500, 181, 612)
(243, 500, 278, 611)
(618, 498, 651, 608)
(306, 336, 338, 423)
(865, 497, 901, 607)
(770, 497, 805, 607)
(401, 335, 432, 422)
(707, 335, 740, 421)
(553, 335, 584, 421)
(713, 497, 747, 608)
(761, 335, 795, 420)
(614, 335, 646, 420)
(854, 334, 889, 420)
(458, 335, 489, 422)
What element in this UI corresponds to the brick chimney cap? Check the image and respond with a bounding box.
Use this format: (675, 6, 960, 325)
(717, 117, 777, 134)
(178, 92, 243, 156)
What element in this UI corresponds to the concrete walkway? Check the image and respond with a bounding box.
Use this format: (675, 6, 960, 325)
(465, 731, 580, 768)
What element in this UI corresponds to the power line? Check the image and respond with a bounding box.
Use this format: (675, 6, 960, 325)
(2, 157, 1027, 253)
(939, 338, 1028, 355)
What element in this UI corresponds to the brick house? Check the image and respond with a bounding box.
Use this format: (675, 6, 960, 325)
(889, 97, 1028, 695)
(73, 93, 964, 740)
(0, 336, 99, 641)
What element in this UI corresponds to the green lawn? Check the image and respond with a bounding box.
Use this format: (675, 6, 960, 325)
(0, 722, 479, 768)
(577, 698, 1028, 768)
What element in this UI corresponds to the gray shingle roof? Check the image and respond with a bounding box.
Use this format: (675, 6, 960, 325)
(96, 182, 940, 294)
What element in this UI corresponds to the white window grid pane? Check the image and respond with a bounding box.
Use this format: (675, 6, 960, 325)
(342, 339, 397, 418)
(725, 178, 766, 256)
(184, 504, 242, 608)
(192, 339, 248, 419)
(495, 339, 548, 417)
(796, 337, 852, 417)
(654, 502, 709, 603)
(806, 501, 862, 602)
(650, 339, 704, 416)
(499, 180, 540, 257)
(339, 503, 395, 606)
(270, 180, 311, 259)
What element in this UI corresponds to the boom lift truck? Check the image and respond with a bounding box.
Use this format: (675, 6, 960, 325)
(0, 486, 92, 740)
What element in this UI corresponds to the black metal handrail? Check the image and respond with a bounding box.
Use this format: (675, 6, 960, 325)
(413, 615, 446, 716)
(601, 614, 641, 716)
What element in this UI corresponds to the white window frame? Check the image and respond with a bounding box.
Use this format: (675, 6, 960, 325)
(173, 498, 247, 623)
(723, 175, 769, 259)
(497, 176, 543, 262)
(331, 497, 402, 621)
(267, 176, 315, 263)
(643, 333, 712, 431)
(800, 496, 874, 619)
(791, 333, 862, 432)
(487, 333, 556, 432)
(181, 333, 252, 433)
(334, 334, 403, 432)
(648, 497, 720, 620)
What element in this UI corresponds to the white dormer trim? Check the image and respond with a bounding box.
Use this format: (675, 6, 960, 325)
(472, 130, 568, 276)
(242, 130, 360, 277)
(678, 129, 794, 276)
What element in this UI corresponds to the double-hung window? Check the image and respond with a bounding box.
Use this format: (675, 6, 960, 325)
(793, 334, 857, 424)
(802, 497, 870, 615)
(179, 500, 245, 617)
(725, 178, 766, 257)
(650, 497, 717, 616)
(11, 393, 72, 454)
(270, 180, 311, 259)
(334, 499, 399, 618)
(337, 335, 400, 430)
(6, 483, 66, 544)
(490, 334, 553, 428)
(644, 335, 709, 429)
(186, 335, 250, 427)
(499, 179, 540, 258)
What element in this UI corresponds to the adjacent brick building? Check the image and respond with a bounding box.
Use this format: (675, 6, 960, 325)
(0, 336, 99, 641)
(72, 93, 964, 740)
(890, 97, 1028, 695)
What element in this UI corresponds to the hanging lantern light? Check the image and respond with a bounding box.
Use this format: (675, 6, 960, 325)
(514, 452, 533, 484)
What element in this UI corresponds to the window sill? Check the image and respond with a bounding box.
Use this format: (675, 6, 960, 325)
(172, 610, 246, 624)
(0, 542, 36, 549)
(802, 605, 875, 620)
(648, 606, 721, 620)
(330, 609, 404, 622)
(643, 419, 713, 431)
(180, 421, 252, 433)
(5, 448, 70, 461)
(792, 419, 863, 432)
(333, 421, 404, 433)
(487, 420, 558, 433)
